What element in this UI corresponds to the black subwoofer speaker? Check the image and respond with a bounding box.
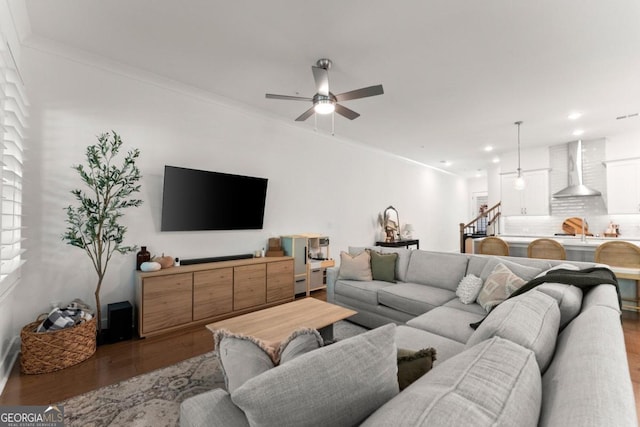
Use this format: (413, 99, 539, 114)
(107, 301, 133, 342)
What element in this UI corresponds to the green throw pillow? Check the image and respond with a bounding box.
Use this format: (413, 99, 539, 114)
(370, 250, 398, 283)
(397, 347, 436, 390)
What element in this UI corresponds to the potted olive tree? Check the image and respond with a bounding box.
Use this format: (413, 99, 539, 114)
(62, 131, 142, 334)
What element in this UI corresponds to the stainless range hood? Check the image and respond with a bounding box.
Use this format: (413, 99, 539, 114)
(552, 140, 602, 198)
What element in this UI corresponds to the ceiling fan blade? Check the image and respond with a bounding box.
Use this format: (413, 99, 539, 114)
(312, 66, 330, 96)
(295, 107, 316, 121)
(335, 104, 360, 120)
(266, 94, 312, 101)
(335, 85, 384, 102)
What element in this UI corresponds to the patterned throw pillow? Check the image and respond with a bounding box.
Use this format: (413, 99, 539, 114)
(456, 274, 484, 304)
(476, 263, 527, 312)
(338, 250, 373, 281)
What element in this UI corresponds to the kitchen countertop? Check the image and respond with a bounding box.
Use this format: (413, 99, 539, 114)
(485, 235, 640, 249)
(472, 234, 640, 264)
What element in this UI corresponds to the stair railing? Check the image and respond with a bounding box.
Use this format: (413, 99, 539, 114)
(459, 202, 502, 253)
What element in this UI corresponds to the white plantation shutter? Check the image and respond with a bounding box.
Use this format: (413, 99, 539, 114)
(0, 37, 26, 289)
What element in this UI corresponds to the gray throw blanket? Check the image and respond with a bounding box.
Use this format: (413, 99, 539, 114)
(470, 267, 620, 330)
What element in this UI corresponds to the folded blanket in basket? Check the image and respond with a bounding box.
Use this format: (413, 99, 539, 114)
(37, 307, 93, 333)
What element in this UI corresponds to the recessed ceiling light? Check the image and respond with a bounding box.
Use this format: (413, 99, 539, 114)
(572, 129, 584, 136)
(568, 112, 582, 120)
(484, 146, 493, 152)
(440, 160, 452, 167)
(492, 157, 500, 163)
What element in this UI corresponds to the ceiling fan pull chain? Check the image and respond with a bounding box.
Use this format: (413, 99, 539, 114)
(314, 113, 318, 132)
(332, 111, 335, 136)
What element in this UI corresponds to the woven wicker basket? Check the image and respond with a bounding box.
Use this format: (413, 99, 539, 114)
(20, 314, 97, 374)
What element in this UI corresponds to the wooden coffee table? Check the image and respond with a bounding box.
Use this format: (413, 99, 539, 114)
(206, 298, 357, 345)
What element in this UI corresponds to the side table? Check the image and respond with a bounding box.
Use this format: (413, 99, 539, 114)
(375, 239, 419, 250)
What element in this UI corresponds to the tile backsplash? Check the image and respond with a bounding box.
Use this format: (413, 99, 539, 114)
(503, 139, 640, 239)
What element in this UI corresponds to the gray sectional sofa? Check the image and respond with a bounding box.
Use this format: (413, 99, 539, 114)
(180, 248, 637, 426)
(327, 247, 637, 426)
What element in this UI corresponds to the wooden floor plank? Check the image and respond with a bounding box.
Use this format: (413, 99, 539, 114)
(1, 288, 639, 426)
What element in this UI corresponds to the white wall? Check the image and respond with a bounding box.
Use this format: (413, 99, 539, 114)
(14, 41, 469, 331)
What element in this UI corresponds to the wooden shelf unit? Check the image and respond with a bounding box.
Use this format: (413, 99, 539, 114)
(135, 256, 294, 338)
(281, 234, 335, 297)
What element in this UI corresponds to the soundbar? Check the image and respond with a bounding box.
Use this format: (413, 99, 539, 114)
(181, 253, 254, 266)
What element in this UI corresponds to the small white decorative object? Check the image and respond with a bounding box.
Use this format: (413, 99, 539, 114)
(140, 261, 162, 272)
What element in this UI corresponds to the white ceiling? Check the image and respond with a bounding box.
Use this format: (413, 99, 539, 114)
(20, 0, 640, 176)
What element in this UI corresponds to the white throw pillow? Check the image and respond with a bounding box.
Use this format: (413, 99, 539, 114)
(456, 274, 484, 304)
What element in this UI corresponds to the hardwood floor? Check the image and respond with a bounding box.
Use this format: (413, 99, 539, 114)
(2, 290, 640, 425)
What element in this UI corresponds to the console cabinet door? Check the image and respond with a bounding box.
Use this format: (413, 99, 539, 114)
(266, 260, 294, 303)
(193, 268, 233, 321)
(234, 264, 266, 310)
(142, 273, 193, 335)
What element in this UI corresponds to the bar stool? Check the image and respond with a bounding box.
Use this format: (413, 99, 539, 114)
(527, 238, 566, 260)
(594, 241, 640, 311)
(478, 236, 509, 256)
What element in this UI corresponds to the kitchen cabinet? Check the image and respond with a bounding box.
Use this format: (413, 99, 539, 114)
(500, 170, 549, 216)
(606, 159, 640, 214)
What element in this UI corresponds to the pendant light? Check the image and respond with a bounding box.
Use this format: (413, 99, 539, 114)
(514, 121, 526, 190)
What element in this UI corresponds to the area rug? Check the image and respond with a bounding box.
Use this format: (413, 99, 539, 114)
(59, 320, 368, 427)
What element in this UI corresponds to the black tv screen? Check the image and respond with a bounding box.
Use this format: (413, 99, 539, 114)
(161, 166, 268, 231)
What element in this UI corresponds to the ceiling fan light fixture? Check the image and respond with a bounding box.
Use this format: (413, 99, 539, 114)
(314, 99, 335, 115)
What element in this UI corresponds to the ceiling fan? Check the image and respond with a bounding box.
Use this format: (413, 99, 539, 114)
(266, 58, 384, 122)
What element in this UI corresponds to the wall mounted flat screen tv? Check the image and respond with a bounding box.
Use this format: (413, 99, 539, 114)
(161, 166, 268, 231)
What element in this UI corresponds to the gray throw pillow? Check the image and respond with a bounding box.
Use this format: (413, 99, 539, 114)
(338, 250, 373, 281)
(231, 324, 399, 427)
(370, 250, 398, 283)
(215, 328, 323, 393)
(467, 290, 560, 372)
(362, 336, 541, 427)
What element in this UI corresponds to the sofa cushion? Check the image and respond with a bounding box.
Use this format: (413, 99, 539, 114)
(443, 298, 487, 315)
(535, 283, 582, 329)
(540, 305, 636, 427)
(378, 283, 456, 316)
(456, 274, 483, 304)
(397, 347, 436, 391)
(395, 325, 464, 366)
(407, 306, 485, 343)
(534, 263, 579, 278)
(180, 388, 250, 427)
(348, 245, 380, 255)
(479, 257, 545, 282)
(477, 263, 527, 312)
(467, 290, 560, 372)
(362, 336, 542, 427)
(338, 250, 373, 281)
(379, 247, 412, 282)
(334, 279, 395, 306)
(231, 324, 399, 427)
(370, 250, 398, 282)
(405, 251, 469, 291)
